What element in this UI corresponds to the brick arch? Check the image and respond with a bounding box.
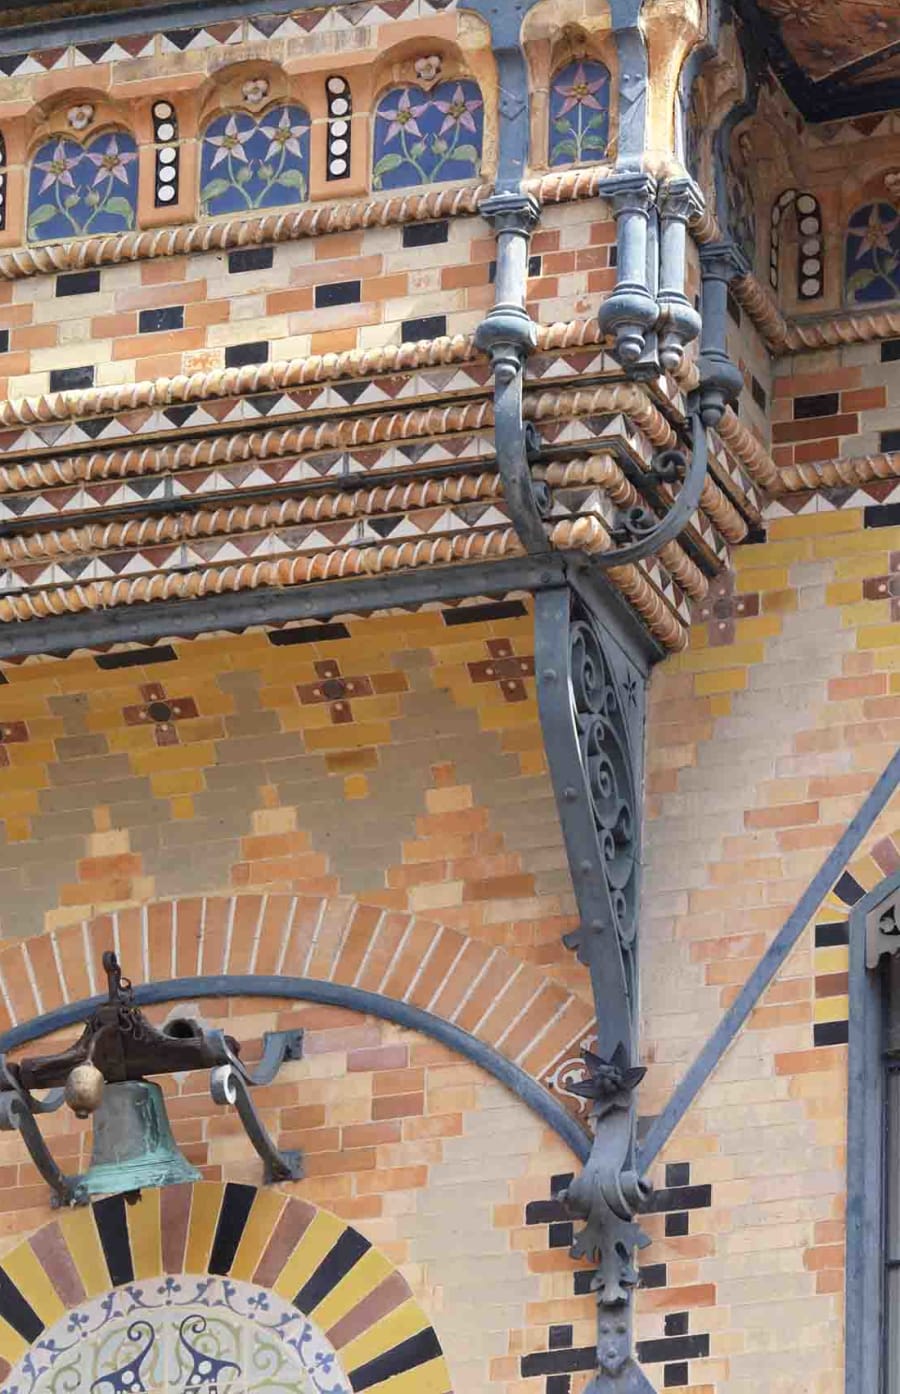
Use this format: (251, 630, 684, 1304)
(0, 1181, 451, 1392)
(0, 893, 595, 1102)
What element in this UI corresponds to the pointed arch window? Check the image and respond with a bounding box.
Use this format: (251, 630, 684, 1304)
(548, 59, 610, 167)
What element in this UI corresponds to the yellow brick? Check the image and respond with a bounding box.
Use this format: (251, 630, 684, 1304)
(170, 796, 195, 820)
(130, 742, 217, 775)
(825, 581, 863, 605)
(147, 768, 206, 797)
(856, 624, 900, 650)
(673, 641, 766, 673)
(814, 995, 848, 1023)
(729, 564, 790, 590)
(344, 774, 370, 799)
(812, 528, 896, 559)
(815, 946, 849, 974)
(694, 668, 748, 695)
(769, 509, 862, 539)
(4, 817, 31, 842)
(709, 694, 733, 716)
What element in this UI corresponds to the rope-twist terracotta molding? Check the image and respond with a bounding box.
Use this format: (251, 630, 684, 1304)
(0, 384, 675, 490)
(784, 307, 900, 352)
(716, 409, 780, 492)
(0, 166, 613, 286)
(0, 318, 607, 430)
(0, 520, 686, 652)
(775, 449, 900, 494)
(542, 458, 709, 598)
(0, 455, 710, 603)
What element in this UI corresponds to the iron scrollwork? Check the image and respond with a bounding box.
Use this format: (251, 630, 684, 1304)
(536, 586, 654, 1392)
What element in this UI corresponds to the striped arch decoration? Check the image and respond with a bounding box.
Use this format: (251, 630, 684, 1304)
(0, 895, 595, 1125)
(811, 827, 900, 1047)
(0, 1182, 451, 1393)
(770, 188, 824, 299)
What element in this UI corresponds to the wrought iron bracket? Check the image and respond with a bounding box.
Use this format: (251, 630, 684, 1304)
(535, 583, 654, 1391)
(0, 1060, 86, 1207)
(206, 1026, 304, 1182)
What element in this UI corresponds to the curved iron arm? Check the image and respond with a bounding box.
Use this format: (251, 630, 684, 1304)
(592, 406, 708, 569)
(210, 1063, 303, 1184)
(0, 1060, 85, 1207)
(493, 351, 549, 554)
(202, 1026, 303, 1087)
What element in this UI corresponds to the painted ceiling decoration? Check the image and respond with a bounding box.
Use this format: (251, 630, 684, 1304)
(736, 0, 900, 118)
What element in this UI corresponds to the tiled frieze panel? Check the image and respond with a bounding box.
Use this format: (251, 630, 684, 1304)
(642, 506, 900, 1394)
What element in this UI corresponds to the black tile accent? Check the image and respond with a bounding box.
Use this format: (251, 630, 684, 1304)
(50, 365, 94, 392)
(665, 1313, 688, 1337)
(665, 1162, 690, 1188)
(751, 375, 767, 411)
(665, 1212, 689, 1237)
(94, 1194, 135, 1286)
(269, 623, 350, 646)
(636, 1334, 709, 1364)
(882, 339, 900, 363)
(726, 289, 742, 325)
(526, 1198, 568, 1225)
(609, 245, 617, 267)
(639, 1263, 667, 1288)
(402, 220, 449, 248)
(443, 600, 528, 626)
(549, 1220, 574, 1248)
(744, 525, 768, 545)
(521, 1346, 596, 1377)
(546, 1378, 571, 1394)
(295, 1228, 371, 1313)
(794, 391, 839, 420)
(549, 1324, 573, 1349)
(529, 254, 542, 277)
(865, 502, 900, 529)
(402, 313, 447, 341)
(57, 269, 101, 297)
(208, 1182, 256, 1276)
(664, 1362, 689, 1386)
(225, 340, 268, 368)
(815, 1020, 849, 1047)
(0, 329, 8, 354)
(880, 430, 900, 454)
(163, 405, 196, 429)
(228, 245, 274, 274)
(315, 279, 361, 309)
(815, 920, 849, 948)
(94, 645, 177, 670)
(647, 1184, 711, 1214)
(0, 1266, 44, 1342)
(551, 1172, 574, 1193)
(349, 1327, 443, 1390)
(833, 872, 865, 906)
(139, 304, 184, 333)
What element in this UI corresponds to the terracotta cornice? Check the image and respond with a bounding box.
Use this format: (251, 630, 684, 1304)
(775, 449, 900, 494)
(0, 318, 605, 430)
(0, 519, 688, 653)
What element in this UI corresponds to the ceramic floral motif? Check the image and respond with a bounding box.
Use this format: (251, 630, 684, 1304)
(845, 202, 900, 304)
(27, 131, 138, 242)
(6, 1275, 353, 1394)
(372, 79, 483, 190)
(548, 60, 610, 167)
(200, 104, 310, 216)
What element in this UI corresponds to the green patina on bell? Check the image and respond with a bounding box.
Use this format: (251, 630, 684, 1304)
(82, 1079, 201, 1198)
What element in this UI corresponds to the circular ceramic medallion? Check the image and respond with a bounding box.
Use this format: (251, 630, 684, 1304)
(8, 1275, 353, 1394)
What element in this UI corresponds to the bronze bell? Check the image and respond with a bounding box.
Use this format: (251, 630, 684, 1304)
(81, 1079, 200, 1198)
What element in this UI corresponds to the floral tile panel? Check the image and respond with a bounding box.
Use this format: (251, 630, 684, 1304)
(846, 201, 900, 304)
(8, 1276, 353, 1394)
(549, 60, 610, 167)
(373, 80, 483, 189)
(200, 105, 310, 216)
(27, 132, 138, 243)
